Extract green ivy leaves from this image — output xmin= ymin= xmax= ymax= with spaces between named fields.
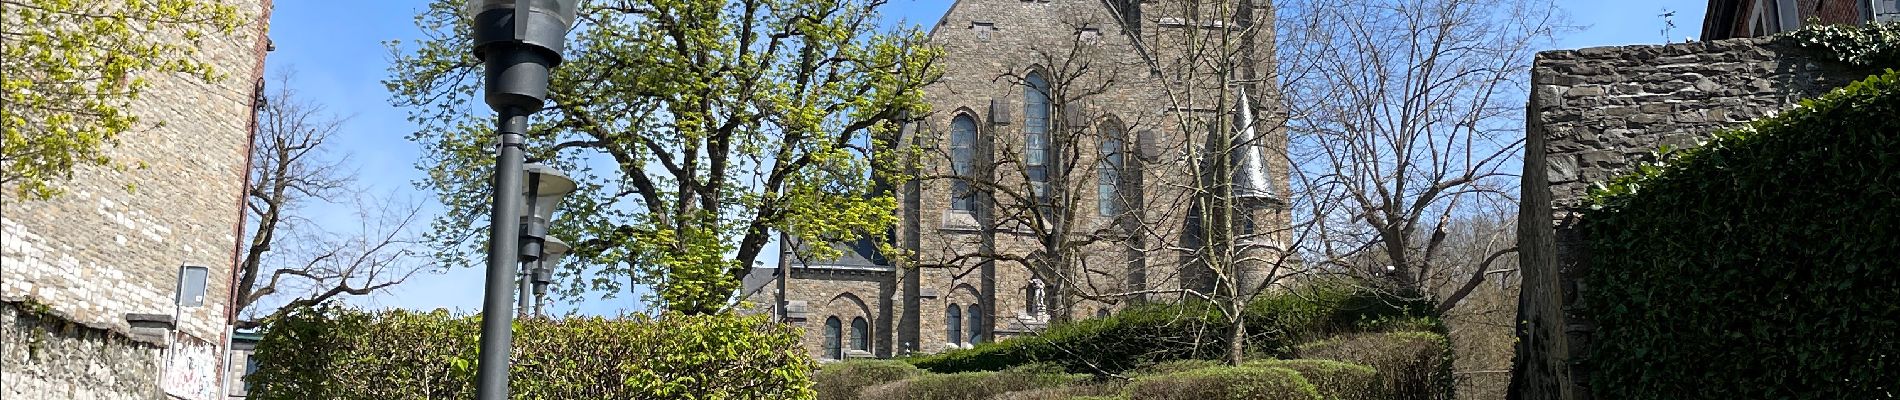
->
xmin=1580 ymin=70 xmax=1900 ymax=399
xmin=1776 ymin=21 xmax=1900 ymax=68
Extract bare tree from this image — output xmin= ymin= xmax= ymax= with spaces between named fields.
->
xmin=1432 ymin=206 xmax=1521 ymax=399
xmin=1275 ymin=0 xmax=1561 ymax=313
xmin=911 ymin=14 xmax=1167 ymax=329
xmin=232 ymin=72 xmax=428 ymax=327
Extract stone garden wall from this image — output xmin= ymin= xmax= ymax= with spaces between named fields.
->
xmin=1513 ymin=37 xmax=1868 ymax=399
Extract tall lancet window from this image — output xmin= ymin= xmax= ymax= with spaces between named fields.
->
xmin=1098 ymin=123 xmax=1125 ymax=217
xmin=946 ymin=304 xmax=964 ymax=345
xmin=950 ymin=114 xmax=978 ymax=211
xmin=850 ymin=317 xmax=870 ymax=352
xmin=1023 ymin=72 xmax=1051 ymax=203
xmin=824 ymin=316 xmax=843 ymax=359
xmin=967 ymin=303 xmax=983 ymax=344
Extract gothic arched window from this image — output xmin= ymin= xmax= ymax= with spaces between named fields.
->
xmin=966 ymin=303 xmax=983 ymax=344
xmin=850 ymin=317 xmax=870 ymax=352
xmin=824 ymin=316 xmax=843 ymax=359
xmin=1098 ymin=123 xmax=1125 ymax=217
xmin=946 ymin=304 xmax=963 ymax=345
xmin=1023 ymin=72 xmax=1051 ymax=203
xmin=950 ymin=114 xmax=979 ymax=212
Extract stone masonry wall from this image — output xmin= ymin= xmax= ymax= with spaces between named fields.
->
xmin=781 ymin=269 xmax=892 ymax=360
xmin=1 ymin=302 xmax=163 ymax=400
xmin=1514 ymin=37 xmax=1867 ymax=399
xmin=0 ymin=0 xmax=271 ymax=398
xmin=907 ymin=0 xmax=1288 ymax=350
xmin=769 ymin=0 xmax=1290 ymax=359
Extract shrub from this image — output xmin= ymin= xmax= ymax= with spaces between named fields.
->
xmin=906 ymin=301 xmax=1231 ymax=374
xmin=1245 ymin=359 xmax=1379 ymax=400
xmin=857 ymin=371 xmax=1085 ymax=400
xmin=1581 ymin=70 xmax=1900 ymax=399
xmin=815 ymin=359 xmax=922 ymax=400
xmin=995 ymin=381 xmax=1128 ymax=400
xmin=1295 ymin=331 xmax=1452 ymax=400
xmin=1245 ymin=276 xmax=1442 ymax=346
xmin=1126 ymin=366 xmax=1321 ymax=400
xmin=1129 ymin=359 xmax=1225 ymax=376
xmin=248 ymin=307 xmax=815 ymax=399
xmin=909 ymin=280 xmax=1435 ymax=375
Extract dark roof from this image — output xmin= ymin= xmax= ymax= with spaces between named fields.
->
xmin=783 ymin=236 xmax=891 ymax=271
xmin=737 ymin=267 xmax=779 ymax=300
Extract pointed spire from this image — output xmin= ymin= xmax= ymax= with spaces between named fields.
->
xmin=1231 ymin=87 xmax=1275 ymax=201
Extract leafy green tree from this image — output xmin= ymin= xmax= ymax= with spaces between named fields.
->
xmin=388 ymin=0 xmax=939 ymax=314
xmin=1 ymin=0 xmax=245 ymax=199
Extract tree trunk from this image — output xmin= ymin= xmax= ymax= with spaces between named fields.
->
xmin=1226 ymin=311 xmax=1247 ymax=366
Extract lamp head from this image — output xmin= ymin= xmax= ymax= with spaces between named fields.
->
xmin=466 ymin=0 xmax=580 ymax=112
xmin=520 ymin=163 xmax=578 ymax=224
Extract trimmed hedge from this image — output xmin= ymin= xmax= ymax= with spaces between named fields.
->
xmin=247 ymin=307 xmax=815 ymax=399
xmin=1581 ymin=70 xmax=1900 ymax=399
xmin=1245 ymin=359 xmax=1379 ymax=400
xmin=994 ymin=381 xmax=1128 ymax=400
xmin=1129 ymin=359 xmax=1226 ymax=377
xmin=1126 ymin=366 xmax=1321 ymax=400
xmin=1295 ymin=331 xmax=1452 ymax=400
xmin=856 ymin=370 xmax=1085 ymax=400
xmin=815 ymin=360 xmax=922 ymax=400
xmin=908 ymin=280 xmax=1435 ymax=375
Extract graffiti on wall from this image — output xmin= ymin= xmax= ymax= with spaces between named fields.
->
xmin=161 ymin=332 xmax=219 ymax=400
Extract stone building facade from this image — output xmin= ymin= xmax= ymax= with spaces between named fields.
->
xmin=1512 ymin=37 xmax=1869 ymax=399
xmin=748 ymin=0 xmax=1291 ymax=360
xmin=1 ymin=1 xmax=273 ymax=398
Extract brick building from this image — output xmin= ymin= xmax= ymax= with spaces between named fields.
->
xmin=1 ymin=1 xmax=272 ymax=398
xmin=746 ymin=0 xmax=1291 ymax=360
xmin=1701 ymin=0 xmax=1898 ymax=39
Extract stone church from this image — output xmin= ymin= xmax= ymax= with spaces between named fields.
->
xmin=743 ymin=0 xmax=1291 ymax=360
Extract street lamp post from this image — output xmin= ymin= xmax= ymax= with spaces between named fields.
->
xmin=517 ymin=163 xmax=576 ymax=316
xmin=530 ymin=237 xmax=570 ymax=317
xmin=466 ymin=1 xmax=579 ymax=399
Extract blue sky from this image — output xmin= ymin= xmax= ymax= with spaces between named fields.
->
xmin=268 ymin=0 xmax=1708 ymax=316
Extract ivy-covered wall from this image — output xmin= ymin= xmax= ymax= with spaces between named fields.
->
xmin=1580 ymin=70 xmax=1897 ymax=399
xmin=1513 ymin=24 xmax=1889 ymax=399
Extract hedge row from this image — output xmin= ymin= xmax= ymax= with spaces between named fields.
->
xmin=815 ymin=360 xmax=922 ymax=400
xmin=247 ymin=307 xmax=816 ymax=399
xmin=1294 ymin=331 xmax=1452 ymax=400
xmin=854 ymin=370 xmax=1086 ymax=400
xmin=1580 ymin=70 xmax=1899 ymax=399
xmin=1243 ymin=360 xmax=1378 ymax=400
xmin=907 ymin=279 xmax=1436 ymax=375
xmin=1126 ymin=366 xmax=1320 ymax=400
